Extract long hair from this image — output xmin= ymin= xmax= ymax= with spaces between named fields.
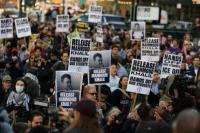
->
xmin=64 ymin=114 xmax=102 ymax=133
xmin=118 ymin=75 xmax=128 ymax=88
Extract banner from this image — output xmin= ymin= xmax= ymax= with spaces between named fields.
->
xmin=68 ymin=38 xmax=91 ymax=73
xmin=88 ymin=5 xmax=103 ymax=23
xmin=161 ymin=54 xmax=183 ymax=78
xmin=131 ymin=21 xmax=145 ymax=40
xmin=15 ymin=17 xmax=31 ymax=38
xmin=0 ymin=18 xmax=13 ymax=39
xmin=141 ymin=38 xmax=160 ymax=62
xmin=56 ymin=15 xmax=69 ymax=32
xmin=89 ymin=50 xmax=111 ymax=84
xmin=56 ymin=71 xmax=83 ymax=108
xmin=96 ymin=24 xmax=103 ymax=43
xmin=127 ymin=59 xmax=156 ymax=95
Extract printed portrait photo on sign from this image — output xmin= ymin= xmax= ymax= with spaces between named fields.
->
xmin=131 ymin=21 xmax=145 ymax=40
xmin=89 ymin=50 xmax=111 ymax=84
xmin=56 ymin=71 xmax=83 ymax=91
xmin=56 ymin=71 xmax=83 ymax=108
xmin=89 ymin=51 xmax=110 ymax=68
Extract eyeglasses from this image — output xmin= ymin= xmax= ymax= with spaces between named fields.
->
xmin=88 ymin=93 xmax=97 ymax=96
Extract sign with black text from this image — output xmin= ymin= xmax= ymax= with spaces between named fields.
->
xmin=141 ymin=38 xmax=160 ymax=61
xmin=131 ymin=21 xmax=145 ymax=40
xmin=56 ymin=15 xmax=69 ymax=32
xmin=127 ymin=59 xmax=156 ymax=95
xmin=96 ymin=24 xmax=103 ymax=43
xmin=161 ymin=54 xmax=183 ymax=78
xmin=88 ymin=5 xmax=102 ymax=23
xmin=89 ymin=50 xmax=111 ymax=84
xmin=68 ymin=38 xmax=91 ymax=73
xmin=15 ymin=17 xmax=31 ymax=38
xmin=56 ymin=71 xmax=83 ymax=108
xmin=0 ymin=18 xmax=13 ymax=39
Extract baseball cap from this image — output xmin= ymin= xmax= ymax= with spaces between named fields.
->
xmin=2 ymin=75 xmax=12 ymax=81
xmin=73 ymin=98 xmax=97 ymax=118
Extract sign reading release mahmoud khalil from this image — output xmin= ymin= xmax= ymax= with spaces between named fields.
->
xmin=56 ymin=71 xmax=83 ymax=108
xmin=89 ymin=50 xmax=111 ymax=84
xmin=127 ymin=59 xmax=156 ymax=95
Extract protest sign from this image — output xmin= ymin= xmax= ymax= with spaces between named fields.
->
xmin=141 ymin=38 xmax=160 ymax=62
xmin=131 ymin=21 xmax=145 ymax=40
xmin=127 ymin=59 xmax=156 ymax=95
xmin=0 ymin=18 xmax=13 ymax=39
xmin=15 ymin=17 xmax=31 ymax=38
xmin=96 ymin=24 xmax=103 ymax=43
xmin=56 ymin=71 xmax=83 ymax=108
xmin=68 ymin=38 xmax=91 ymax=73
xmin=76 ymin=22 xmax=89 ymax=33
xmin=89 ymin=50 xmax=111 ymax=84
xmin=56 ymin=15 xmax=69 ymax=32
xmin=161 ymin=53 xmax=183 ymax=78
xmin=88 ymin=5 xmax=103 ymax=23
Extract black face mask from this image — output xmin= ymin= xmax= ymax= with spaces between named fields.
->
xmin=22 ymin=47 xmax=26 ymax=51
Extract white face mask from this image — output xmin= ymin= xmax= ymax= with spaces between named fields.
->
xmin=15 ymin=86 xmax=24 ymax=93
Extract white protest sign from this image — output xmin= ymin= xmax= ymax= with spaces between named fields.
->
xmin=55 ymin=71 xmax=83 ymax=108
xmin=0 ymin=18 xmax=13 ymax=39
xmin=89 ymin=50 xmax=111 ymax=84
xmin=96 ymin=25 xmax=103 ymax=43
xmin=68 ymin=38 xmax=91 ymax=73
xmin=161 ymin=53 xmax=183 ymax=78
xmin=15 ymin=17 xmax=31 ymax=38
xmin=131 ymin=21 xmax=145 ymax=40
xmin=127 ymin=59 xmax=156 ymax=95
xmin=141 ymin=38 xmax=160 ymax=62
xmin=88 ymin=5 xmax=103 ymax=23
xmin=56 ymin=15 xmax=69 ymax=32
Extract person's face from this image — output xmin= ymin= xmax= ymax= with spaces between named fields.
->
xmin=110 ymin=65 xmax=117 ymax=76
xmin=120 ymin=77 xmax=128 ymax=88
xmin=94 ymin=56 xmax=102 ymax=67
xmin=193 ymin=57 xmax=200 ymax=67
xmin=62 ymin=53 xmax=68 ymax=63
xmin=35 ymin=49 xmax=41 ymax=56
xmin=61 ymin=77 xmax=71 ymax=89
xmin=16 ymin=80 xmax=25 ymax=88
xmin=2 ymin=80 xmax=12 ymax=90
xmin=112 ymin=47 xmax=119 ymax=56
xmin=171 ymin=40 xmax=178 ymax=48
xmin=152 ymin=72 xmax=160 ymax=82
xmin=30 ymin=116 xmax=43 ymax=128
xmin=134 ymin=24 xmax=140 ymax=30
xmin=100 ymin=93 xmax=107 ymax=103
xmin=86 ymin=87 xmax=97 ymax=102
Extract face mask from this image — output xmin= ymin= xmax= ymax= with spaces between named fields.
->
xmin=16 ymin=86 xmax=24 ymax=93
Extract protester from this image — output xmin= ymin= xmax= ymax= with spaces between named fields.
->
xmin=6 ymin=78 xmax=30 ymax=122
xmin=0 ymin=5 xmax=200 ymax=133
xmin=172 ymin=109 xmax=200 ymax=133
xmin=111 ymin=75 xmax=131 ymax=115
xmin=28 ymin=110 xmax=44 ymax=128
xmin=13 ymin=122 xmax=29 ymax=133
xmin=64 ymin=98 xmax=103 ymax=133
xmin=0 ymin=75 xmax=12 ymax=106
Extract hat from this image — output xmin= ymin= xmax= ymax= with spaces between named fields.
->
xmin=2 ymin=75 xmax=12 ymax=81
xmin=135 ymin=120 xmax=171 ymax=133
xmin=73 ymin=98 xmax=96 ymax=118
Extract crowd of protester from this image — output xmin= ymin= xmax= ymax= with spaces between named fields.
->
xmin=0 ymin=9 xmax=200 ymax=133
